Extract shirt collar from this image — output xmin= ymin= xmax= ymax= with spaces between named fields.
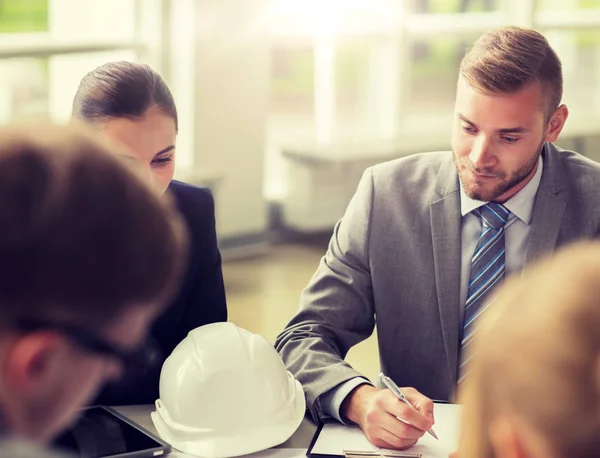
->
xmin=460 ymin=153 xmax=544 ymax=225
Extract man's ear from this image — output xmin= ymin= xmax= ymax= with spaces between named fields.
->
xmin=545 ymin=105 xmax=568 ymax=143
xmin=489 ymin=416 xmax=530 ymax=458
xmin=5 ymin=332 xmax=66 ymax=398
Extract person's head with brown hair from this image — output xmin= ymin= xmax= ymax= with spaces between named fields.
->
xmin=452 ymin=27 xmax=568 ymax=204
xmin=460 ymin=26 xmax=563 ymax=122
xmin=72 ymin=61 xmax=178 ymax=194
xmin=458 ymin=242 xmax=600 ymax=458
xmin=0 ymin=122 xmax=187 ymax=444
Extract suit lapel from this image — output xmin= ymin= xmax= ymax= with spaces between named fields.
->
xmin=426 ymin=144 xmax=565 ymax=386
xmin=430 ymin=158 xmax=462 ymax=384
xmin=525 ymin=143 xmax=566 ymax=266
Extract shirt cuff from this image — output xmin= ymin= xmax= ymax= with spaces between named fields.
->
xmin=320 ymin=377 xmax=372 ymax=424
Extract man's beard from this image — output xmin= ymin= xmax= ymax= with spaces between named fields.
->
xmin=454 ymin=141 xmax=544 ymax=202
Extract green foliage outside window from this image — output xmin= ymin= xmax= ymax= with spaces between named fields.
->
xmin=0 ymin=0 xmax=48 ymax=34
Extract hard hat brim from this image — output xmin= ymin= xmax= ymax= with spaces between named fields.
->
xmin=151 ymin=378 xmax=306 ymax=458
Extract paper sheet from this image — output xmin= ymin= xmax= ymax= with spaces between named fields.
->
xmin=311 ymin=403 xmax=461 ymax=458
xmin=167 ymin=448 xmax=308 ymax=458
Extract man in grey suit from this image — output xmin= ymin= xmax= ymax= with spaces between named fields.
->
xmin=275 ymin=27 xmax=600 ymax=450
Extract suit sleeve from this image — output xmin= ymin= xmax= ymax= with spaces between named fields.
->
xmin=274 ymin=168 xmax=376 ymax=423
xmin=178 ymin=190 xmax=227 ymax=336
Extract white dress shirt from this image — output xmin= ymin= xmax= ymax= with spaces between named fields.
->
xmin=458 ymin=155 xmax=543 ymax=320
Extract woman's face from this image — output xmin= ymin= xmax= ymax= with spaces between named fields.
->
xmin=99 ymin=106 xmax=177 ymax=194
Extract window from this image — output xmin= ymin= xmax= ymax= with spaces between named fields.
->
xmin=537 ymin=0 xmax=600 ymax=11
xmin=271 ymin=45 xmax=315 ymax=117
xmin=0 ymin=0 xmax=154 ymax=123
xmin=0 ymin=58 xmax=48 ymax=122
xmin=415 ymin=0 xmax=503 ymax=13
xmin=404 ymin=36 xmax=464 ymax=128
xmin=545 ymin=29 xmax=600 ymax=116
xmin=0 ymin=0 xmax=48 ymax=34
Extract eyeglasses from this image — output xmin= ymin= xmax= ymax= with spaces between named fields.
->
xmin=13 ymin=317 xmax=162 ymax=377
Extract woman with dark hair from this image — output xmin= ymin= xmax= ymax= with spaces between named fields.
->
xmin=73 ymin=61 xmax=227 ymax=406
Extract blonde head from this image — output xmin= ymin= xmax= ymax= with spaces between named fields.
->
xmin=458 ymin=242 xmax=600 ymax=458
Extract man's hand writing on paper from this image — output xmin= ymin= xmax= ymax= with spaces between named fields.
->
xmin=340 ymin=385 xmax=434 ymax=450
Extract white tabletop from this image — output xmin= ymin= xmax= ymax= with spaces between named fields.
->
xmin=114 ymin=404 xmax=461 ymax=458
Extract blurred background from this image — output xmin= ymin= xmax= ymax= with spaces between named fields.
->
xmin=2 ymin=0 xmax=600 ymax=380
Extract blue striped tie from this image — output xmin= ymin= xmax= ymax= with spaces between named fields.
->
xmin=459 ymin=203 xmax=510 ymax=382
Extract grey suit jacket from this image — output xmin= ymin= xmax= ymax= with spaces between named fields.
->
xmin=275 ymin=143 xmax=600 ymax=423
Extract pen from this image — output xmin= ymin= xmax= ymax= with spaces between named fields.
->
xmin=379 ymin=372 xmax=438 ymax=441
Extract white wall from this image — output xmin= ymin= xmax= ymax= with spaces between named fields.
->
xmin=192 ymin=0 xmax=272 ymax=241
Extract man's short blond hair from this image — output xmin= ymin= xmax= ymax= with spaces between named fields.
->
xmin=460 ymin=27 xmax=563 ymax=121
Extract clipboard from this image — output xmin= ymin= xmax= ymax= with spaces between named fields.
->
xmin=305 ymin=402 xmax=461 ymax=458
xmin=306 ymin=423 xmax=421 ymax=458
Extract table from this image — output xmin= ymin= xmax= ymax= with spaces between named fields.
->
xmin=113 ymin=405 xmax=318 ymax=450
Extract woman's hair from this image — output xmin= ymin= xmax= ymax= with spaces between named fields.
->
xmin=72 ymin=61 xmax=178 ymax=131
xmin=458 ymin=242 xmax=600 ymax=458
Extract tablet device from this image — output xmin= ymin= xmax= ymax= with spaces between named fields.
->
xmin=52 ymin=406 xmax=171 ymax=458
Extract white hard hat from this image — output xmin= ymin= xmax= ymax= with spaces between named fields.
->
xmin=151 ymin=322 xmax=306 ymax=458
